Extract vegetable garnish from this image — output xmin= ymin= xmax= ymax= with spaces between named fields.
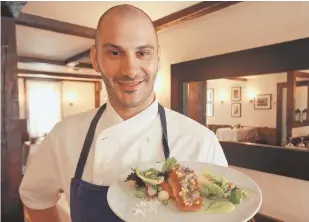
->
xmin=124 ymin=158 xmax=250 ymax=214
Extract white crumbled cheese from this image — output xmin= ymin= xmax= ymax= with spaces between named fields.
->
xmin=129 ymin=199 xmax=159 ymax=218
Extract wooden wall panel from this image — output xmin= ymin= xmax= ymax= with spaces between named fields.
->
xmin=221 ymin=141 xmax=309 ymax=181
xmin=95 ymin=81 xmax=101 ymax=108
xmin=187 ymin=81 xmax=206 ymax=125
xmin=1 ymin=17 xmax=24 ymax=221
xmin=286 ymin=72 xmax=297 ymax=138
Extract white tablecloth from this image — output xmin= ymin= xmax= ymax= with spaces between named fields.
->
xmin=216 ymin=127 xmax=255 ymax=142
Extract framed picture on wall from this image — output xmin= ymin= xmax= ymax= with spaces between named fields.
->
xmin=254 ymin=94 xmax=272 ymax=109
xmin=207 ymin=88 xmax=214 ymax=102
xmin=231 ymin=103 xmax=241 ymax=117
xmin=231 ymin=87 xmax=241 ymax=101
xmin=206 ymin=103 xmax=214 ymax=117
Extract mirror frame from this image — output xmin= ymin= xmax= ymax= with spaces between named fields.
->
xmin=170 ymin=37 xmax=309 ymax=181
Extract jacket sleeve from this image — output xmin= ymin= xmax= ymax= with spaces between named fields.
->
xmin=204 ymin=130 xmax=228 ymax=167
xmin=19 ymin=127 xmax=62 ymax=210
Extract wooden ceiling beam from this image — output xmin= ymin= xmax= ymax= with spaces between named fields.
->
xmin=154 ymin=1 xmax=242 ymax=31
xmin=18 ymin=56 xmax=93 ymax=69
xmin=16 ymin=12 xmax=96 ymax=39
xmin=76 ymin=62 xmax=93 ymax=69
xmin=18 ymin=69 xmax=101 ymax=79
xmin=225 ymin=77 xmax=247 ymax=81
xmin=65 ymin=49 xmax=91 ymax=65
xmin=296 ymin=72 xmax=309 ymax=79
xmin=18 ymin=56 xmax=65 ymax=66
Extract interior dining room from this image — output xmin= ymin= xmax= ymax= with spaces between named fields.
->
xmin=2 ymin=1 xmax=309 ymax=222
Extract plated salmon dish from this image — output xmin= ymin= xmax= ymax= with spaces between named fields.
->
xmin=124 ymin=157 xmax=249 ymax=213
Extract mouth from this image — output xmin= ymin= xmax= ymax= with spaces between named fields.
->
xmin=117 ymin=81 xmax=144 ymax=91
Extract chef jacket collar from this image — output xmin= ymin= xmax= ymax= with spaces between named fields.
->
xmin=100 ymin=95 xmax=159 ymax=134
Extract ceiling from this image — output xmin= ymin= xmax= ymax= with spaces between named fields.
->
xmin=16 ymin=1 xmax=202 ymax=77
xmin=15 ymin=1 xmax=240 ymax=79
xmin=22 ymin=1 xmax=200 ymax=28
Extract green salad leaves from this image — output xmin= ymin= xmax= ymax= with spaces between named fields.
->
xmin=198 ymin=171 xmax=248 ymax=204
xmin=161 ymin=157 xmax=178 ymax=173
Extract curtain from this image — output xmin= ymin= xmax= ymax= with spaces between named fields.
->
xmin=26 ymin=80 xmax=62 ymax=138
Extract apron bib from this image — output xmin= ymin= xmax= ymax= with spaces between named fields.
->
xmin=70 ymin=103 xmax=170 ymax=222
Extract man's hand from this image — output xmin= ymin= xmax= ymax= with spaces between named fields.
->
xmin=24 ymin=205 xmax=60 ymax=222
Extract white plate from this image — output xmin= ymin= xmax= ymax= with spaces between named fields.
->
xmin=107 ymin=161 xmax=262 ymax=222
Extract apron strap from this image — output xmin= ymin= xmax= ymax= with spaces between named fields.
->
xmin=74 ymin=104 xmax=107 ymax=179
xmin=74 ymin=103 xmax=170 ymax=180
xmin=158 ymin=104 xmax=170 ymax=159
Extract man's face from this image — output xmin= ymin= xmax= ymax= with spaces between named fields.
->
xmin=91 ymin=13 xmax=159 ymax=108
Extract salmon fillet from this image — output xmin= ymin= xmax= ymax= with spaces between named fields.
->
xmin=167 ymin=168 xmax=203 ymax=211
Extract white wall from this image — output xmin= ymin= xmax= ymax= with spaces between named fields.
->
xmin=18 ymin=78 xmax=26 ymax=119
xmin=295 ymin=86 xmax=308 ymax=112
xmin=292 ymin=127 xmax=309 ymax=138
xmin=207 ymin=73 xmax=286 ymax=128
xmin=157 ymin=1 xmax=309 ymax=108
xmin=61 ymin=81 xmax=95 ymax=118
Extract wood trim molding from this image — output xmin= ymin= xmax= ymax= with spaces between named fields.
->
xmin=276 ymin=84 xmax=284 ymax=145
xmin=187 ymin=82 xmax=206 ymax=125
xmin=76 ymin=62 xmax=93 ymax=69
xmin=18 ymin=56 xmax=93 ymax=70
xmin=173 ymin=37 xmax=309 ymax=82
xmin=277 ymin=80 xmax=309 ymax=88
xmin=18 ymin=69 xmax=101 ymax=80
xmin=18 ymin=56 xmax=65 ymax=66
xmin=225 ymin=77 xmax=247 ymax=81
xmin=16 ymin=12 xmax=96 ymax=39
xmin=221 ymin=141 xmax=309 ymax=181
xmin=276 ymin=80 xmax=309 ymax=141
xmin=94 ymin=82 xmax=101 ymax=108
xmin=20 ymin=76 xmax=100 ymax=83
xmin=65 ymin=49 xmax=91 ymax=65
xmin=154 ymin=1 xmax=241 ymax=31
xmin=296 ymin=71 xmax=309 ymax=79
xmin=1 ymin=16 xmax=24 ymax=221
xmin=286 ymin=72 xmax=297 ymax=138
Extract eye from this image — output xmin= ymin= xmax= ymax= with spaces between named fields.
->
xmin=138 ymin=51 xmax=151 ymax=57
xmin=111 ymin=50 xmax=121 ymax=56
xmin=139 ymin=51 xmax=147 ymax=56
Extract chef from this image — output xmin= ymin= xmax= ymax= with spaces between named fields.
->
xmin=19 ymin=4 xmax=228 ymax=222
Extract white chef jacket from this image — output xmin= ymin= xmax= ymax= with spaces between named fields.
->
xmin=19 ymin=98 xmax=228 ymax=211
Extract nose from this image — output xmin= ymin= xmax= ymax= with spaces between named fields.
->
xmin=120 ymin=55 xmax=141 ymax=78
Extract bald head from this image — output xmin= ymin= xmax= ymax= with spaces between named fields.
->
xmin=90 ymin=4 xmax=160 ymax=111
xmin=95 ymin=4 xmax=158 ymax=48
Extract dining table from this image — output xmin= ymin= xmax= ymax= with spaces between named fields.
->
xmin=216 ymin=126 xmax=256 ymax=142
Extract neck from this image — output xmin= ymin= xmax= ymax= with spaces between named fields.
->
xmin=109 ymin=92 xmax=156 ymax=120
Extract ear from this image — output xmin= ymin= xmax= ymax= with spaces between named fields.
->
xmin=90 ymin=45 xmax=100 ymax=72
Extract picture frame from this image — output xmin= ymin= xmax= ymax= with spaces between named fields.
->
xmin=206 ymin=103 xmax=214 ymax=117
xmin=231 ymin=103 xmax=241 ymax=117
xmin=254 ymin=94 xmax=272 ymax=110
xmin=207 ymin=88 xmax=214 ymax=102
xmin=231 ymin=87 xmax=241 ymax=101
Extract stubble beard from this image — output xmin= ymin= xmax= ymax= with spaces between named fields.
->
xmin=99 ymin=66 xmax=157 ymax=109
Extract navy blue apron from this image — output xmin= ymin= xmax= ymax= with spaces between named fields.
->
xmin=70 ymin=103 xmax=170 ymax=222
